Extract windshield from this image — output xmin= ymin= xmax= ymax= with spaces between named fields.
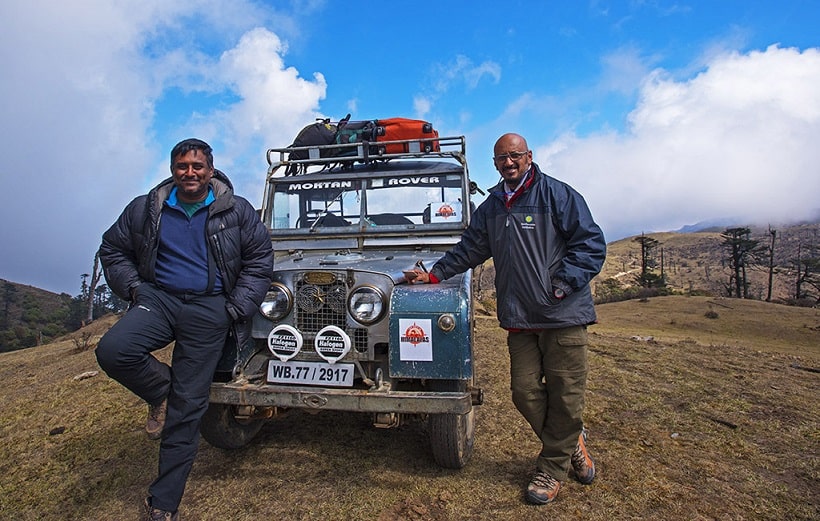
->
xmin=269 ymin=172 xmax=467 ymax=231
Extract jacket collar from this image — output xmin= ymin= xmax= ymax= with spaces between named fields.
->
xmin=492 ymin=163 xmax=541 ymax=207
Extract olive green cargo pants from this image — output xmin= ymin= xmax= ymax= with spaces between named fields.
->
xmin=508 ymin=325 xmax=588 ymax=481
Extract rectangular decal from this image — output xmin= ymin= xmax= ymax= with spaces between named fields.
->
xmin=429 ymin=201 xmax=461 ymax=223
xmin=398 ymin=318 xmax=433 ymax=361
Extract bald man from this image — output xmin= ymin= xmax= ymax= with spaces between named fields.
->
xmin=411 ymin=133 xmax=606 ymax=505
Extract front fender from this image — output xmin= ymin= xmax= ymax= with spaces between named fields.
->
xmin=388 ymin=271 xmax=473 ymax=380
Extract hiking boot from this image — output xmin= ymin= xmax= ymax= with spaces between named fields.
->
xmin=146 ymin=399 xmax=167 ymax=440
xmin=526 ymin=470 xmax=561 ymax=505
xmin=143 ymin=497 xmax=179 ymax=521
xmin=571 ymin=427 xmax=596 ymax=484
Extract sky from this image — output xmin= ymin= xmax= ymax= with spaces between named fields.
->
xmin=1 ymin=1 xmax=819 ymax=296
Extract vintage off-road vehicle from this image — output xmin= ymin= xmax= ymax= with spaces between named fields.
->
xmin=200 ymin=133 xmax=483 ymax=468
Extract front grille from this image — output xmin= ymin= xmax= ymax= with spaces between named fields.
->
xmin=294 ymin=277 xmax=347 ymax=332
xmin=293 ymin=274 xmax=368 ymax=353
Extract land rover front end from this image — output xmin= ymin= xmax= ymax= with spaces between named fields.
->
xmin=201 ymin=135 xmax=482 ymax=468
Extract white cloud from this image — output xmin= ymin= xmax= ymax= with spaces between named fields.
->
xmin=414 ymin=96 xmax=432 ymax=118
xmin=0 ymin=1 xmax=162 ymax=294
xmin=598 ymin=46 xmax=656 ymax=96
xmin=207 ymin=27 xmax=328 ymax=195
xmin=0 ymin=1 xmax=326 ymax=294
xmin=433 ymin=55 xmax=501 ymax=93
xmin=463 ymin=60 xmax=502 ymax=90
xmin=417 ymin=55 xmax=502 ymax=118
xmin=218 ymin=28 xmax=327 ymax=134
xmin=538 ymin=45 xmax=820 ymax=240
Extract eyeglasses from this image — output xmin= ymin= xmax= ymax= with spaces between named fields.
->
xmin=492 ymin=150 xmax=529 ymax=163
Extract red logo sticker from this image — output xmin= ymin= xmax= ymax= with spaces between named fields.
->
xmin=402 ymin=323 xmax=430 ymax=345
xmin=435 ymin=204 xmax=455 ymax=219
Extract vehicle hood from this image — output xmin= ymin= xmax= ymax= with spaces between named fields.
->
xmin=273 ymin=249 xmax=444 ymax=284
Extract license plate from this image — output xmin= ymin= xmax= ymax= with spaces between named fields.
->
xmin=267 ymin=360 xmax=355 ymax=387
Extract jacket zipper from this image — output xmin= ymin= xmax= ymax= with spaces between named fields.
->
xmin=211 ymin=233 xmax=228 ymax=276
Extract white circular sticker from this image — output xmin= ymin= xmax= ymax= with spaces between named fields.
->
xmin=314 ymin=325 xmax=351 ymax=364
xmin=267 ymin=324 xmax=303 ymax=362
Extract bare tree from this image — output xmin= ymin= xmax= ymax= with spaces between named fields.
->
xmin=765 ymin=226 xmax=777 ymax=302
xmin=632 ymin=233 xmax=665 ymax=288
xmin=791 ymin=239 xmax=820 ymax=303
xmin=721 ymin=227 xmax=762 ymax=298
xmin=85 ymin=250 xmax=103 ymax=325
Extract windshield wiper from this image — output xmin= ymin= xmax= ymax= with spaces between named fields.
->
xmin=310 ymin=190 xmax=347 ymax=231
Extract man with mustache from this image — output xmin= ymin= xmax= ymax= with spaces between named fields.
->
xmin=96 ymin=138 xmax=273 ymax=520
xmin=410 ymin=132 xmax=605 ymax=505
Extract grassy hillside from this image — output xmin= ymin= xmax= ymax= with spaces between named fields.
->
xmin=596 ymin=223 xmax=819 ymax=303
xmin=594 ymin=294 xmax=819 ymax=357
xmin=0 ymin=296 xmax=817 ymax=520
xmin=597 ymin=231 xmax=723 ymax=291
xmin=0 ymin=279 xmax=77 ymax=352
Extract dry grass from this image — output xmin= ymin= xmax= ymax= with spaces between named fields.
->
xmin=0 ymin=299 xmax=817 ymax=520
xmin=594 ymin=295 xmax=819 ymax=357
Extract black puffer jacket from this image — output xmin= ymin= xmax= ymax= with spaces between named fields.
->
xmin=430 ymin=163 xmax=605 ymax=330
xmin=99 ymin=170 xmax=273 ymax=322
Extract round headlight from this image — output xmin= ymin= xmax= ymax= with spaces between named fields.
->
xmin=347 ymin=286 xmax=386 ymax=325
xmin=259 ymin=283 xmax=292 ymax=321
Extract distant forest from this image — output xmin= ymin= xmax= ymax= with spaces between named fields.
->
xmin=0 ymin=277 xmax=126 ymax=353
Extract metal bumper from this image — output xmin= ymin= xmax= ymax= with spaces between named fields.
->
xmin=209 ymin=381 xmax=476 ymax=415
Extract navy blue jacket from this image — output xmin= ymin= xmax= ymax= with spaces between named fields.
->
xmin=430 ymin=163 xmax=606 ymax=329
xmin=99 ymin=170 xmax=273 ymax=323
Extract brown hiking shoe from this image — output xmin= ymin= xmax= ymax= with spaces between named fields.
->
xmin=525 ymin=470 xmax=561 ymax=505
xmin=146 ymin=399 xmax=167 ymax=440
xmin=143 ymin=497 xmax=179 ymax=521
xmin=571 ymin=427 xmax=596 ymax=484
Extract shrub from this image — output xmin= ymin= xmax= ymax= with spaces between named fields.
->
xmin=72 ymin=331 xmax=95 ymax=353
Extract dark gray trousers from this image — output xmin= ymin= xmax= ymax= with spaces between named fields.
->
xmin=96 ymin=283 xmax=231 ymax=512
xmin=507 ymin=326 xmax=588 ymax=481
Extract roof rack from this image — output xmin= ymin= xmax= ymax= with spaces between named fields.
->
xmin=266 ymin=135 xmax=466 ymax=175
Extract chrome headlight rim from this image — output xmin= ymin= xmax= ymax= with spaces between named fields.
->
xmin=347 ymin=285 xmax=386 ymax=325
xmin=259 ymin=282 xmax=293 ymax=321
xmin=437 ymin=313 xmax=456 ymax=332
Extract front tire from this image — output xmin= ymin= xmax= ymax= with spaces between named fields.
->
xmin=427 ymin=380 xmax=475 ymax=469
xmin=428 ymin=408 xmax=475 ymax=469
xmin=200 ymin=403 xmax=264 ymax=449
